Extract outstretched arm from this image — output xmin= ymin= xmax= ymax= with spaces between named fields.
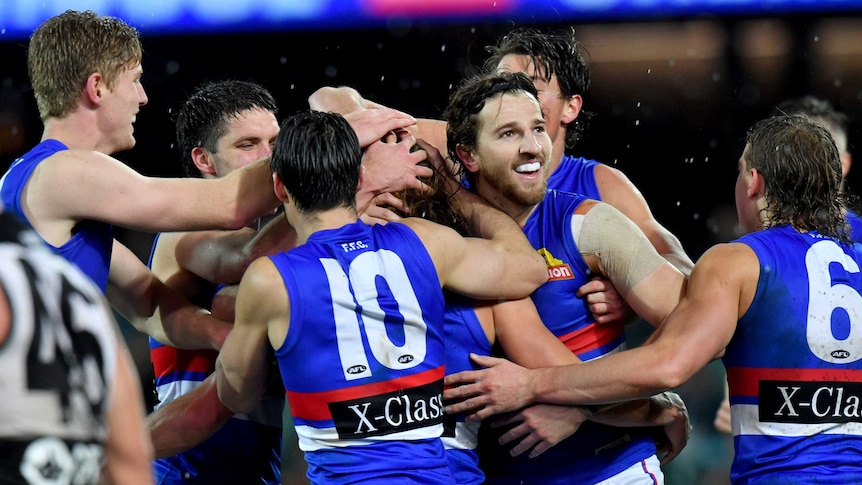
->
xmin=108 ymin=241 xmax=231 ymax=349
xmin=216 ymin=257 xmax=287 ymax=413
xmin=444 ymin=243 xmax=752 ymax=418
xmin=172 ymin=215 xmax=297 ymax=286
xmin=147 ymin=374 xmax=234 ymax=458
xmin=309 ymin=85 xmax=448 ymax=155
xmin=403 ymin=193 xmax=547 ymax=300
xmin=30 ymin=152 xmax=279 ymax=235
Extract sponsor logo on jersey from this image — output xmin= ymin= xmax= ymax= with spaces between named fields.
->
xmin=538 ymin=248 xmax=574 ymax=281
xmin=329 ymin=379 xmax=444 ymax=438
xmin=760 ymin=380 xmax=862 ymax=423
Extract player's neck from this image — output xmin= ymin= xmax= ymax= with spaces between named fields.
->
xmin=291 ymin=206 xmax=359 ymax=244
xmin=41 ymin=113 xmax=105 ymax=153
xmin=548 ymin=134 xmax=566 ymax=177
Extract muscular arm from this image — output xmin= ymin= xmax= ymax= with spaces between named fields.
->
xmin=402 ymin=202 xmax=547 ymax=301
xmin=593 ymin=164 xmax=693 ymax=275
xmin=173 ymin=215 xmax=297 ymax=285
xmin=577 ymin=201 xmax=686 ymax=327
xmin=147 ymin=374 xmax=234 ymax=458
xmin=444 ymin=243 xmax=753 ymax=418
xmin=108 ymin=240 xmax=231 ymax=349
xmin=216 ymin=257 xmax=287 ymax=414
xmin=489 ymin=298 xmax=689 ymax=460
xmin=309 ymin=85 xmax=448 ymax=158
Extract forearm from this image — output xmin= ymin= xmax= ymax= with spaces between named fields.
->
xmin=532 ymin=347 xmax=682 ymax=406
xmin=309 ymin=86 xmax=372 ymax=113
xmin=125 ymin=282 xmax=231 ymax=350
xmin=147 ymin=375 xmax=234 ymax=458
xmin=587 ymin=393 xmax=681 ymax=428
xmin=222 ymin=158 xmax=280 ymax=229
xmin=456 ymin=190 xmax=547 ymax=288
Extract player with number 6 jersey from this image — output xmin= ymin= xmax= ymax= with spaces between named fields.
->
xmin=443 ymin=114 xmax=862 ymax=484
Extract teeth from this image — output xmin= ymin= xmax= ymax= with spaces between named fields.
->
xmin=515 ymin=162 xmax=541 ymax=173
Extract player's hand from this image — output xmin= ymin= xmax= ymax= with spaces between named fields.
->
xmin=492 ymin=404 xmax=588 ymax=458
xmin=361 ymin=132 xmax=432 ymax=195
xmin=652 ymin=392 xmax=691 ymax=465
xmin=576 ymin=276 xmax=631 ymax=324
xmin=444 ymin=354 xmax=535 ymax=421
xmin=344 ymin=108 xmax=416 ymax=148
xmin=359 ymin=193 xmax=406 ymax=226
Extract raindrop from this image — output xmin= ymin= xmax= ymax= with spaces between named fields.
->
xmin=290 ymin=84 xmax=295 ymax=90
xmin=1 ymin=29 xmax=5 ymax=35
xmin=705 ymin=157 xmax=709 ymax=162
xmin=635 ymin=120 xmax=640 ymax=126
xmin=167 ymin=108 xmax=172 ymax=114
xmin=636 ymin=101 xmax=641 ymax=108
xmin=693 ymin=213 xmax=700 ymax=220
xmin=441 ymin=44 xmax=446 ymax=52
xmin=381 ymin=76 xmax=385 ymax=81
xmin=814 ymin=35 xmax=819 ymax=42
xmin=325 ymin=66 xmax=337 ymax=78
xmin=676 ymin=201 xmax=681 ymax=207
xmin=712 ymin=72 xmax=721 ymax=82
xmin=613 ymin=159 xmax=618 ymax=165
xmin=835 ymin=79 xmax=843 ymax=88
xmin=280 ymin=56 xmax=287 ymax=64
xmin=471 ymin=27 xmax=476 ymax=33
xmin=448 ymin=83 xmax=453 ymax=90
xmin=647 ymin=68 xmax=652 ymax=74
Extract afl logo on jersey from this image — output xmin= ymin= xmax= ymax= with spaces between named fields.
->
xmin=398 ymin=355 xmax=414 ymax=364
xmin=832 ymin=350 xmax=851 ymax=359
xmin=347 ymin=365 xmax=368 ymax=375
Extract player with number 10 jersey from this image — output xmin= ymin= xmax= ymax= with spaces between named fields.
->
xmin=270 ymin=220 xmax=451 ymax=484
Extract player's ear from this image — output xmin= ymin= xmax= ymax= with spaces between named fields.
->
xmin=191 ymin=147 xmax=217 ymax=177
xmin=456 ymin=144 xmax=479 ymax=174
xmin=357 ymin=164 xmax=365 ymax=193
xmin=747 ymin=168 xmax=765 ymax=200
xmin=841 ymin=152 xmax=852 ymax=180
xmin=561 ymin=94 xmax=582 ymax=125
xmin=83 ymin=73 xmax=104 ymax=107
xmin=273 ymin=173 xmax=290 ymax=203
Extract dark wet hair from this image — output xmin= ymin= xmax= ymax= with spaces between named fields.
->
xmin=484 ymin=27 xmax=593 ymax=147
xmin=745 ymin=114 xmax=849 ymax=242
xmin=271 ymin=111 xmax=360 ymax=213
xmin=176 ymin=80 xmax=278 ymax=177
